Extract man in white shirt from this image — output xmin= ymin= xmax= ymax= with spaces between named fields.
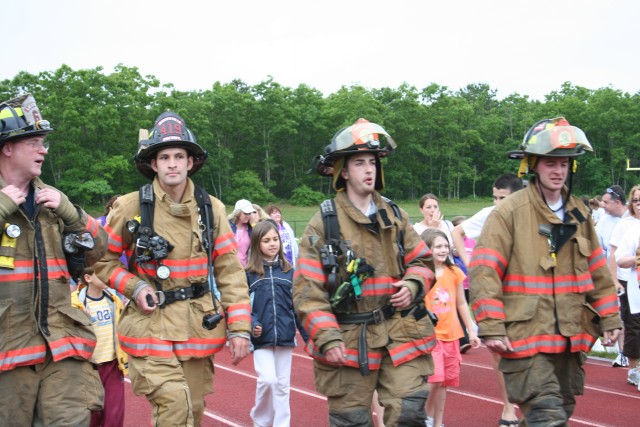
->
xmin=601 ymin=185 xmax=631 ymax=368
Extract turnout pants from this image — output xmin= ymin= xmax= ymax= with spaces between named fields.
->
xmin=314 ymin=349 xmax=431 ymax=427
xmin=128 ymin=355 xmax=214 ymax=427
xmin=500 ymin=351 xmax=586 ymax=427
xmin=0 ymin=353 xmax=104 ymax=427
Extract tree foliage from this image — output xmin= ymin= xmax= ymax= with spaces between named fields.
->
xmin=2 ymin=66 xmax=640 ymax=206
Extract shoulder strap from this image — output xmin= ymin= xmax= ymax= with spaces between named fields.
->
xmin=139 ymin=183 xmax=154 ymax=233
xmin=321 ymin=199 xmax=339 ymax=248
xmin=381 ymin=196 xmax=405 ymax=259
xmin=194 ymin=186 xmax=214 ymax=248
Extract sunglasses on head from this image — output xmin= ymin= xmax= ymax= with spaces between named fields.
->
xmin=606 ymin=187 xmax=624 ymax=202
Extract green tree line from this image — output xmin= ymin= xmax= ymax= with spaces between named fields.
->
xmin=2 ymin=64 xmax=640 ymax=207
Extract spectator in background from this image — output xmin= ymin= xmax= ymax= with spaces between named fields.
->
xmin=99 ymin=195 xmax=120 ymax=227
xmin=421 ymin=229 xmax=480 ymax=427
xmin=414 ymin=193 xmax=454 ymax=252
xmin=596 ymin=185 xmax=629 ymax=367
xmin=251 ymin=203 xmax=269 ymax=227
xmin=590 ymin=196 xmax=605 ymax=223
xmin=246 ymin=221 xmax=308 ymax=427
xmin=266 ymin=204 xmax=299 ymax=266
xmin=229 ymin=199 xmax=255 ymax=267
xmin=612 ymin=184 xmax=640 ymax=388
xmin=451 ymin=215 xmax=475 ymax=354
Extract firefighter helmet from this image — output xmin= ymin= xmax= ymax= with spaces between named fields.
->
xmin=508 ymin=117 xmax=592 ymax=176
xmin=134 ymin=111 xmax=208 ymax=179
xmin=0 ymin=94 xmax=53 ymax=145
xmin=313 ymin=118 xmax=396 ymax=191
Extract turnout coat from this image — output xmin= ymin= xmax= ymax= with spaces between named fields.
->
xmin=94 ymin=178 xmax=251 ymax=360
xmin=293 ymin=191 xmax=436 ymax=370
xmin=0 ymin=177 xmax=107 ymax=371
xmin=470 ymin=181 xmax=622 ymax=359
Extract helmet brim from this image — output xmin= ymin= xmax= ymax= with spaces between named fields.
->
xmin=134 ymin=141 xmax=208 ymax=180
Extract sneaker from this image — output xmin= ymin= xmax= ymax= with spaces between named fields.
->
xmin=425 ymin=417 xmax=444 ymax=427
xmin=612 ymin=353 xmax=629 ymax=367
xmin=460 ymin=343 xmax=472 ymax=354
xmin=628 ymin=367 xmax=640 ymax=386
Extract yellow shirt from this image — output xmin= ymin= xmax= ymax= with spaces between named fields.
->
xmin=85 ymin=295 xmax=116 ymax=364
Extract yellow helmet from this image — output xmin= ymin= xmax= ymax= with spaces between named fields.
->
xmin=313 ymin=118 xmax=396 ymax=191
xmin=508 ymin=117 xmax=592 ymax=176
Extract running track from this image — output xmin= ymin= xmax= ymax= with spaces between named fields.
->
xmin=123 ymin=335 xmax=639 ymax=426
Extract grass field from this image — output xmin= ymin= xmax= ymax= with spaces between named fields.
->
xmin=273 ymin=198 xmax=493 ymax=237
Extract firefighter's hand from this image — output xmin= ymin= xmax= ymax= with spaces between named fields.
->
xmin=35 ymin=188 xmax=62 ymax=209
xmin=602 ymin=329 xmax=622 ymax=346
xmin=325 ymin=342 xmax=347 ymax=364
xmin=136 ymin=286 xmax=158 ymax=315
xmin=229 ymin=336 xmax=250 ymax=365
xmin=1 ymin=185 xmax=26 ymax=206
xmin=484 ymin=336 xmax=514 ymax=353
xmin=390 ymin=281 xmax=412 ymax=309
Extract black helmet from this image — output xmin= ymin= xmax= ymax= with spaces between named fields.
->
xmin=134 ymin=111 xmax=208 ymax=179
xmin=0 ymin=94 xmax=53 ymax=145
xmin=313 ymin=118 xmax=396 ymax=191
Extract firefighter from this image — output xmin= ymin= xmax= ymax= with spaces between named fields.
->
xmin=294 ymin=118 xmax=437 ymax=426
xmin=470 ymin=117 xmax=622 ymax=426
xmin=94 ymin=111 xmax=251 ymax=427
xmin=0 ymin=94 xmax=108 ymax=426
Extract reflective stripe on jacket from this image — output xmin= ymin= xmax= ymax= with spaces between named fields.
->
xmin=293 ymin=191 xmax=436 ymax=369
xmin=470 ymin=181 xmax=622 ymax=359
xmin=93 ymin=178 xmax=251 ymax=360
xmin=0 ymin=177 xmax=108 ymax=371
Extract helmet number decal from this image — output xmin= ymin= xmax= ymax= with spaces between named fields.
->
xmin=160 ymin=122 xmax=182 ymax=136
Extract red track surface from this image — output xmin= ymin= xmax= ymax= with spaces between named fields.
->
xmin=124 ymin=336 xmax=639 ymax=426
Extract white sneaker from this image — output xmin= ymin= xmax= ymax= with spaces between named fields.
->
xmin=628 ymin=367 xmax=640 ymax=386
xmin=425 ymin=416 xmax=444 ymax=427
xmin=612 ymin=353 xmax=630 ymax=367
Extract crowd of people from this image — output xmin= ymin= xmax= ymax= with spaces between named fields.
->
xmin=0 ymin=93 xmax=634 ymax=427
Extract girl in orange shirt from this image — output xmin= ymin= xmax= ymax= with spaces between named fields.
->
xmin=421 ymin=229 xmax=480 ymax=427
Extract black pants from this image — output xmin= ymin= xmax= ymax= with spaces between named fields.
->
xmin=619 ymin=280 xmax=640 ymax=360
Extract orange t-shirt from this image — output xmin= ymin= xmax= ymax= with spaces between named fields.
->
xmin=424 ymin=265 xmax=466 ymax=341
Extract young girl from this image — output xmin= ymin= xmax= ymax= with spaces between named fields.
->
xmin=421 ymin=229 xmax=480 ymax=427
xmin=246 ymin=220 xmax=308 ymax=427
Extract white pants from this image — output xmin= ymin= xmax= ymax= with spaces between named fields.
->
xmin=251 ymin=346 xmax=293 ymax=427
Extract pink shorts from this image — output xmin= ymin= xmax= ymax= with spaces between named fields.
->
xmin=428 ymin=340 xmax=461 ymax=387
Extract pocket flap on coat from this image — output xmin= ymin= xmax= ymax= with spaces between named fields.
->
xmin=503 ymin=295 xmax=539 ymax=322
xmin=575 ymin=236 xmax=592 ymax=257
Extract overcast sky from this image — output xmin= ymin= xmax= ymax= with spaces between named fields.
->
xmin=4 ymin=0 xmax=639 ymax=100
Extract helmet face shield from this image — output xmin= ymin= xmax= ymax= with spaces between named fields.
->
xmin=524 ymin=124 xmax=592 ymax=157
xmin=331 ymin=121 xmax=397 ymax=155
xmin=312 ymin=118 xmax=396 ymax=191
xmin=509 ymin=117 xmax=592 ymax=177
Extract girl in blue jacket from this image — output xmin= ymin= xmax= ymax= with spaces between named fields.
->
xmin=246 ymin=220 xmax=308 ymax=427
